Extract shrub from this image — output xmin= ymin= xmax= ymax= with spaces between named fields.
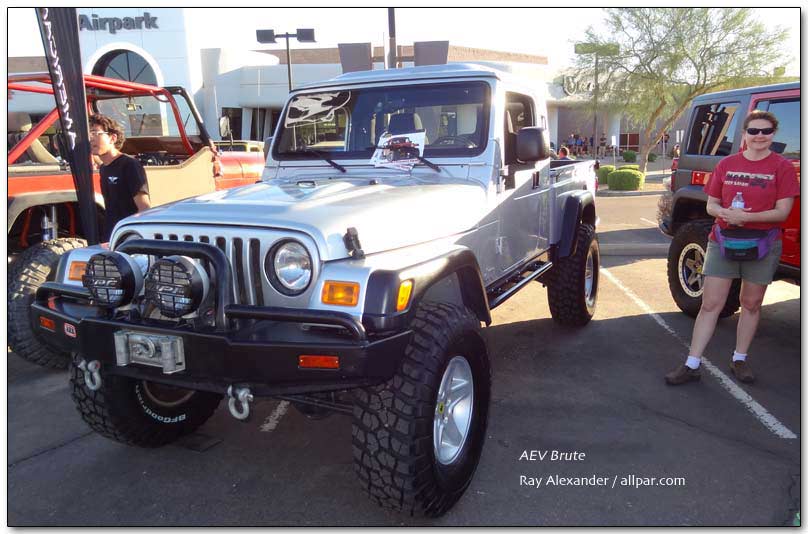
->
xmin=607 ymin=169 xmax=645 ymax=191
xmin=618 ymin=164 xmax=639 ymax=171
xmin=648 ymin=152 xmax=658 ymax=162
xmin=596 ymin=164 xmax=615 ymax=182
xmin=622 ymin=150 xmax=637 ymax=162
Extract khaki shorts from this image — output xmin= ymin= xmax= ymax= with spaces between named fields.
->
xmin=702 ymin=239 xmax=782 ymax=286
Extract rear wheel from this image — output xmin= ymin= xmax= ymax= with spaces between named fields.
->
xmin=667 ymin=221 xmax=740 ymax=318
xmin=352 ymin=302 xmax=490 ymax=517
xmin=8 ymin=238 xmax=87 ymax=368
xmin=547 ymin=224 xmax=599 ymax=326
xmin=70 ymin=353 xmax=222 ymax=447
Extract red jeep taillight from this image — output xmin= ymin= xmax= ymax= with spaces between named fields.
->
xmin=691 ymin=171 xmax=711 ymax=186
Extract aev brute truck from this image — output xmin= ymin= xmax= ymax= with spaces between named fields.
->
xmin=31 ymin=64 xmax=599 ymax=516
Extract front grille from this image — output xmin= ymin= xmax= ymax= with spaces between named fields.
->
xmin=137 ymin=225 xmax=319 ymax=306
xmin=153 ymin=232 xmax=264 ymax=306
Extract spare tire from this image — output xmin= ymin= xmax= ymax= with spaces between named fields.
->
xmin=8 ymin=238 xmax=87 ymax=368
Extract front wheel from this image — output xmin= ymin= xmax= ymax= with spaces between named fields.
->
xmin=8 ymin=238 xmax=87 ymax=368
xmin=547 ymin=224 xmax=600 ymax=326
xmin=352 ymin=302 xmax=491 ymax=517
xmin=667 ymin=221 xmax=740 ymax=318
xmin=70 ymin=354 xmax=222 ymax=447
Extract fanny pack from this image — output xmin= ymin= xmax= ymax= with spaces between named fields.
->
xmin=714 ymin=226 xmax=779 ymax=261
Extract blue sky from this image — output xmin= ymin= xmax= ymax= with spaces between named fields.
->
xmin=7 ymin=7 xmax=801 ymax=75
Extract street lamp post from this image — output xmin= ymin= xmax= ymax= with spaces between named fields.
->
xmin=574 ymin=42 xmax=618 ymax=160
xmin=256 ymin=28 xmax=316 ymax=92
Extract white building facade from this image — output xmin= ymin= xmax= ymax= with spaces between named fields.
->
xmin=10 ymin=7 xmax=631 ymax=150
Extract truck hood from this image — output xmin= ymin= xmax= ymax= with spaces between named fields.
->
xmin=125 ymin=179 xmax=487 ymax=260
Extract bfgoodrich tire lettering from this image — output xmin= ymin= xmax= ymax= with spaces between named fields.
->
xmin=352 ymin=302 xmax=491 ymax=517
xmin=8 ymin=238 xmax=87 ymax=368
xmin=548 ymin=224 xmax=599 ymax=326
xmin=667 ymin=220 xmax=740 ymax=318
xmin=70 ymin=353 xmax=221 ymax=447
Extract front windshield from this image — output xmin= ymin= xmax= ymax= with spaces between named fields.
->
xmin=274 ymin=81 xmax=489 ymax=160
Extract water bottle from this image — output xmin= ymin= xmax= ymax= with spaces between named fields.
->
xmin=731 ymin=192 xmax=745 ymax=210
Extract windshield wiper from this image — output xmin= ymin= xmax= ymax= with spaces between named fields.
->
xmin=364 ymin=145 xmax=441 ymax=173
xmin=292 ymin=147 xmax=346 ymax=173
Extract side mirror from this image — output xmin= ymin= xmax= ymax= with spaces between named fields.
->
xmin=263 ymin=136 xmax=273 ymax=160
xmin=219 ymin=116 xmax=231 ymax=139
xmin=516 ymin=127 xmax=551 ymax=162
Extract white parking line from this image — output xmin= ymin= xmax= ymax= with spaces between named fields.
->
xmin=639 ymin=217 xmax=658 ymax=227
xmin=259 ymin=400 xmax=290 ymax=432
xmin=601 ymin=267 xmax=798 ymax=440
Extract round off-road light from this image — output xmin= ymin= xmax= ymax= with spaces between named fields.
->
xmin=144 ymin=255 xmax=209 ymax=318
xmin=267 ymin=240 xmax=312 ymax=295
xmin=82 ymin=251 xmax=143 ymax=308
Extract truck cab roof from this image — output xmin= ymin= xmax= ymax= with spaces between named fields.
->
xmin=691 ymin=81 xmax=800 ymax=104
xmin=295 ymin=63 xmax=516 ymax=91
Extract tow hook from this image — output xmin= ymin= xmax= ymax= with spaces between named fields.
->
xmin=78 ymin=359 xmax=102 ymax=391
xmin=227 ymin=385 xmax=254 ymax=421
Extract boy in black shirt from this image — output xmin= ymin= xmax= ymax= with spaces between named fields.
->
xmin=89 ymin=114 xmax=151 ymax=241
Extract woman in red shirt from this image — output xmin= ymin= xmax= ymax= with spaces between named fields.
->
xmin=666 ymin=110 xmax=799 ymax=385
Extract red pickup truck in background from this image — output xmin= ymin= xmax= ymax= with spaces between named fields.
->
xmin=8 ymin=73 xmax=265 ymax=367
xmin=657 ymin=81 xmax=800 ymax=318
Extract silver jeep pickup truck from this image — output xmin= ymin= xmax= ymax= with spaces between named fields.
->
xmin=32 ymin=63 xmax=599 ymax=517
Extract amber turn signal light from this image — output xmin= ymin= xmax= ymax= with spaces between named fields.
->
xmin=321 ymin=281 xmax=359 ymax=306
xmin=39 ymin=316 xmax=56 ymax=331
xmin=298 ymin=355 xmax=340 ymax=369
xmin=396 ymin=279 xmax=413 ymax=311
xmin=68 ymin=261 xmax=88 ymax=281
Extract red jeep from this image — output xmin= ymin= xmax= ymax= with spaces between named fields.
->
xmin=8 ymin=73 xmax=265 ymax=367
xmin=657 ymin=81 xmax=800 ymax=317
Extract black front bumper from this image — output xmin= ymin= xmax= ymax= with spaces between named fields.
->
xmin=32 ymin=282 xmax=411 ymax=397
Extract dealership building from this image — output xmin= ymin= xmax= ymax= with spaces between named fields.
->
xmin=9 ymin=8 xmax=644 ymax=151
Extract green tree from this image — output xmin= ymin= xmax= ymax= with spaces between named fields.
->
xmin=575 ymin=8 xmax=791 ymax=172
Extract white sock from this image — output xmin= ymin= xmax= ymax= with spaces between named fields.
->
xmin=685 ymin=356 xmax=701 ymax=369
xmin=733 ymin=351 xmax=747 ymax=362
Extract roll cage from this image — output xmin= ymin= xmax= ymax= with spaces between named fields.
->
xmin=7 ymin=72 xmax=212 ymax=165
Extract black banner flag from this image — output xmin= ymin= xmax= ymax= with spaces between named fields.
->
xmin=36 ymin=8 xmax=99 ymax=245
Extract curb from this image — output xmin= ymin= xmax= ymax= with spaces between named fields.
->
xmin=599 ymin=243 xmax=669 ymax=257
xmin=597 ymin=189 xmax=666 ymax=197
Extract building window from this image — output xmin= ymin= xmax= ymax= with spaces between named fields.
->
xmin=221 ymin=108 xmax=242 ymax=141
xmin=92 ymin=50 xmax=157 ymax=85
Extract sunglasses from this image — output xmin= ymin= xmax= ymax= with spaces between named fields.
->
xmin=746 ymin=127 xmax=775 ymax=135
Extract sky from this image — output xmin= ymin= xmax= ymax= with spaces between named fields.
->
xmin=6 ymin=7 xmax=802 ymax=75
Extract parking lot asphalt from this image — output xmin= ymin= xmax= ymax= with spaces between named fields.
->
xmin=6 ymin=180 xmax=799 ymax=526
xmin=8 ymin=251 xmax=800 ymax=526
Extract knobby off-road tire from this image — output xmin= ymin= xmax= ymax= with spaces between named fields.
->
xmin=667 ymin=220 xmax=741 ymax=318
xmin=8 ymin=238 xmax=87 ymax=368
xmin=548 ymin=224 xmax=599 ymax=326
xmin=352 ymin=302 xmax=491 ymax=517
xmin=70 ymin=353 xmax=222 ymax=447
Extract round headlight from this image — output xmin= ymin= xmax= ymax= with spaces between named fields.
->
xmin=82 ymin=252 xmax=144 ymax=308
xmin=267 ymin=241 xmax=312 ymax=295
xmin=144 ymin=256 xmax=209 ymax=318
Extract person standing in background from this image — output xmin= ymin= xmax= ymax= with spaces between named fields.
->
xmin=89 ymin=114 xmax=151 ymax=242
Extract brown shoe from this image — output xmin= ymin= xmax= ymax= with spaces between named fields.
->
xmin=730 ymin=360 xmax=755 ymax=383
xmin=665 ymin=364 xmax=701 ymax=385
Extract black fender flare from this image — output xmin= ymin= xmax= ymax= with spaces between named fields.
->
xmin=556 ymin=191 xmax=596 ymax=259
xmin=8 ymin=191 xmax=105 ymax=233
xmin=362 ymin=248 xmax=492 ymax=333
